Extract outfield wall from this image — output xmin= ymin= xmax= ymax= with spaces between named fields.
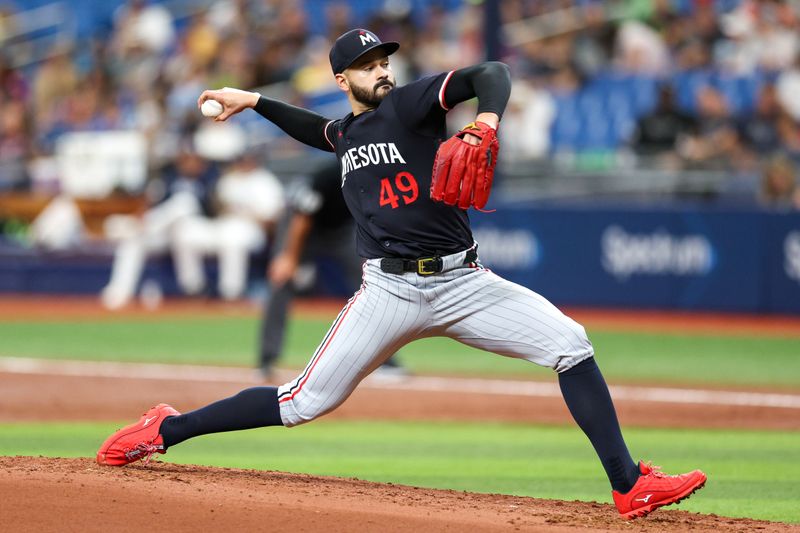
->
xmin=1 ymin=201 xmax=799 ymax=314
xmin=470 ymin=202 xmax=800 ymax=314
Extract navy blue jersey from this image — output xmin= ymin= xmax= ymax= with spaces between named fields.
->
xmin=323 ymin=72 xmax=473 ymax=259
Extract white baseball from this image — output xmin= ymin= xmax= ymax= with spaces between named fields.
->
xmin=201 ymin=99 xmax=224 ymax=118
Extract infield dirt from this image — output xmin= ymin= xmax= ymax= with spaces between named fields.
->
xmin=4 ymin=457 xmax=800 ymax=533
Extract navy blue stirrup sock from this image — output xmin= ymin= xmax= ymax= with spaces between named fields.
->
xmin=160 ymin=387 xmax=282 ymax=448
xmin=558 ymin=358 xmax=640 ymax=493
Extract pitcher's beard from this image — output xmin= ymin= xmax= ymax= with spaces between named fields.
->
xmin=351 ymin=81 xmax=394 ymax=107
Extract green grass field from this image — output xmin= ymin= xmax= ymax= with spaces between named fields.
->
xmin=1 ymin=316 xmax=799 ymax=387
xmin=2 ymin=312 xmax=799 ymax=523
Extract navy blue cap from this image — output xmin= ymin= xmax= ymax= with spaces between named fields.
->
xmin=329 ymin=29 xmax=399 ymax=75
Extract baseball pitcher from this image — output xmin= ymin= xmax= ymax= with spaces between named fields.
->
xmin=97 ymin=29 xmax=705 ymax=519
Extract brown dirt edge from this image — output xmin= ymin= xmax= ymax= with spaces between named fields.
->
xmin=3 ymin=371 xmax=800 ymax=430
xmin=3 ymin=457 xmax=797 ymax=533
xmin=1 ymin=296 xmax=799 ymax=338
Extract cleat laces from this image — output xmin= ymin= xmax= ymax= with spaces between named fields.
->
xmin=137 ymin=443 xmax=161 ymax=465
xmin=642 ymin=462 xmax=667 ymax=478
xmin=125 ymin=442 xmax=161 ymax=465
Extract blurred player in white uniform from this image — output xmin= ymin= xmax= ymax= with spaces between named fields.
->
xmin=172 ymin=149 xmax=284 ymax=300
xmin=100 ymin=148 xmax=214 ymax=310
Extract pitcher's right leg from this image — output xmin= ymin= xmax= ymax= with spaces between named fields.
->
xmin=97 ymin=264 xmax=426 ymax=464
xmin=278 ymin=265 xmax=425 ymax=426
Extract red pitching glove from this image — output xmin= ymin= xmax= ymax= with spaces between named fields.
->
xmin=430 ymin=121 xmax=499 ymax=210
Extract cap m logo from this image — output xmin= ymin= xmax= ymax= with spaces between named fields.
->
xmin=359 ymin=31 xmax=377 ymax=46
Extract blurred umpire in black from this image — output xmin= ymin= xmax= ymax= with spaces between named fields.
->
xmin=258 ymin=158 xmax=404 ymax=378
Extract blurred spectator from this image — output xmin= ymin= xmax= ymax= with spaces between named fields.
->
xmin=739 ymin=83 xmax=783 ymax=156
xmin=776 ymin=56 xmax=800 ymax=122
xmin=209 ymin=36 xmax=254 ymax=90
xmin=548 ymin=62 xmax=582 ymax=95
xmin=677 ymin=86 xmax=741 ymax=169
xmin=692 ymin=3 xmax=724 ymax=51
xmin=171 ymin=149 xmax=284 ymax=301
xmin=250 ymin=42 xmax=288 ymax=86
xmin=716 ymin=3 xmax=759 ymax=74
xmin=0 ymin=99 xmax=29 ymax=190
xmin=760 ymin=155 xmax=800 ymax=209
xmin=205 ymin=0 xmax=248 ymax=39
xmin=751 ymin=0 xmax=798 ymax=73
xmin=0 ymin=6 xmax=16 ymax=43
xmin=631 ymin=86 xmax=695 ymax=166
xmin=111 ymin=0 xmax=175 ymax=57
xmin=572 ymin=3 xmax=615 ymax=78
xmin=775 ymin=112 xmax=800 ymax=162
xmin=290 ymin=37 xmax=337 ymax=95
xmin=165 ymin=63 xmax=210 ymax=123
xmin=717 ymin=0 xmax=798 ymax=74
xmin=325 ymin=2 xmax=352 ymax=41
xmin=184 ymin=11 xmax=221 ymax=70
xmin=32 ymin=46 xmax=78 ymax=122
xmin=59 ymin=80 xmax=116 ymax=133
xmin=413 ymin=5 xmax=480 ymax=75
xmin=100 ymin=147 xmax=216 ymax=310
xmin=501 ymin=79 xmax=556 ymax=160
xmin=674 ymin=37 xmax=712 ymax=71
xmin=108 ymin=1 xmax=175 ymax=94
xmin=0 ymin=53 xmax=27 ymax=102
xmin=614 ymin=19 xmax=669 ymax=76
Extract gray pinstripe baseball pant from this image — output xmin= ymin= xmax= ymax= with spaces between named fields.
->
xmin=277 ymin=249 xmax=594 ymax=427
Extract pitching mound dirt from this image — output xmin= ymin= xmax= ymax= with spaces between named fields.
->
xmin=3 ymin=457 xmax=797 ymax=533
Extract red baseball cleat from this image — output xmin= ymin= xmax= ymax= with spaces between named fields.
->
xmin=612 ymin=461 xmax=707 ymax=520
xmin=96 ymin=403 xmax=180 ymax=466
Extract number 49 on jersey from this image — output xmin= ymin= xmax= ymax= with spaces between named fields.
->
xmin=379 ymin=171 xmax=418 ymax=209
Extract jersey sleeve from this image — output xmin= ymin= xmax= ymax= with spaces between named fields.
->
xmin=322 ymin=120 xmax=339 ymax=151
xmin=389 ymin=71 xmax=454 ymax=136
